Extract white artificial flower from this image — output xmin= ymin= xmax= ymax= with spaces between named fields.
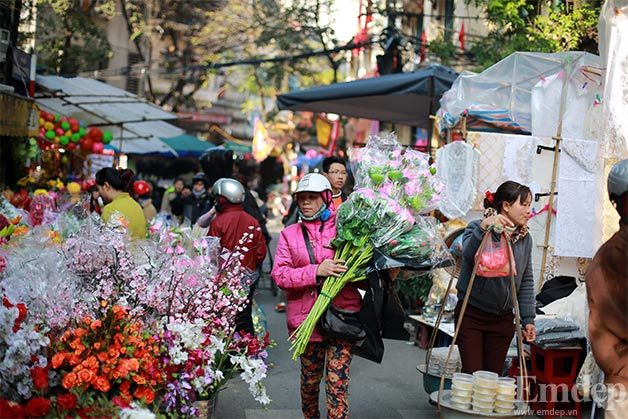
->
xmin=119 ymin=404 xmax=157 ymax=419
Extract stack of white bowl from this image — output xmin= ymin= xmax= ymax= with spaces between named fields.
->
xmin=450 ymin=372 xmax=474 ymax=410
xmin=427 ymin=346 xmax=461 ymax=379
xmin=494 ymin=377 xmax=517 ymax=413
xmin=471 ymin=371 xmax=498 ymax=413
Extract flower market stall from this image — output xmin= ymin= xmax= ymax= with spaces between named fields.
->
xmin=0 ymin=196 xmax=271 ymax=417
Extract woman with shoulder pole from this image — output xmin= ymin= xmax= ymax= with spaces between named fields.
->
xmin=95 ymin=167 xmax=147 ymax=239
xmin=272 ymin=173 xmax=362 ymax=419
xmin=455 ymin=180 xmax=537 ymax=374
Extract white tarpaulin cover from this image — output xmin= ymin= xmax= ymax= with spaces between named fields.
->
xmin=36 ymin=76 xmax=181 ymax=155
xmin=438 ymin=52 xmax=602 ymax=133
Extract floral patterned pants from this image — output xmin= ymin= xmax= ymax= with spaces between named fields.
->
xmin=300 ymin=338 xmax=353 ymax=419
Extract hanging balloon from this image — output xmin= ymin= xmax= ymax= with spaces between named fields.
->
xmin=38 ymin=117 xmax=45 ymax=127
xmin=71 ymin=133 xmax=81 ymax=143
xmin=88 ymin=127 xmax=103 ymax=142
xmin=81 ymin=138 xmax=93 ymax=152
xmin=39 ymin=128 xmax=46 ymax=137
xmin=70 ymin=122 xmax=79 ymax=132
xmin=44 ymin=122 xmax=54 ymax=131
xmin=45 ymin=130 xmax=55 ymax=140
xmin=79 ymin=127 xmax=86 ymax=137
xmin=102 ymin=130 xmax=113 ymax=144
xmin=92 ymin=142 xmax=104 ymax=154
xmin=69 ymin=118 xmax=78 ymax=126
xmin=43 ymin=112 xmax=55 ymax=122
xmin=59 ymin=136 xmax=70 ymax=146
xmin=67 ymin=142 xmax=77 ymax=151
xmin=55 ymin=127 xmax=65 ymax=136
xmin=60 ymin=121 xmax=70 ymax=131
xmin=54 ymin=114 xmax=60 ymax=122
xmin=53 ymin=136 xmax=60 ymax=144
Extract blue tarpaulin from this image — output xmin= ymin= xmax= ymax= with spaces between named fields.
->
xmin=160 ymin=134 xmax=214 ymax=157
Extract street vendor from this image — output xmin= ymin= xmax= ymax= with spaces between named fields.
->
xmin=272 ymin=173 xmax=359 ymax=419
xmin=95 ymin=167 xmax=147 ymax=239
xmin=455 ymin=180 xmax=536 ymax=374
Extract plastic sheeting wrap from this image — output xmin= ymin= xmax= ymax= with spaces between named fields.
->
xmin=438 ymin=52 xmax=602 ymax=133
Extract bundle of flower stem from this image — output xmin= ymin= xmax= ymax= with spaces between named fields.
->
xmin=289 ymin=235 xmax=374 ymax=359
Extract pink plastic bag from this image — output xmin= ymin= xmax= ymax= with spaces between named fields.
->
xmin=475 ymin=233 xmax=517 ymax=278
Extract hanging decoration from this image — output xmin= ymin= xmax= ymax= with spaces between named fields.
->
xmin=35 ymin=111 xmax=113 ymax=155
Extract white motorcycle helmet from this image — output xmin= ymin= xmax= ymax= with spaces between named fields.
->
xmin=294 ymin=173 xmax=333 ymax=221
xmin=295 ymin=173 xmax=332 ymax=195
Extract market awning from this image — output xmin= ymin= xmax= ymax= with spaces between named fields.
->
xmin=223 ymin=139 xmax=252 ymax=154
xmin=35 ymin=76 xmax=181 ymax=155
xmin=160 ymin=134 xmax=214 ymax=157
xmin=0 ymin=91 xmax=38 ymax=137
xmin=277 ymin=65 xmax=458 ymax=127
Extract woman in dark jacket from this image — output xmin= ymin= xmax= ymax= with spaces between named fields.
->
xmin=455 ymin=180 xmax=537 ymax=374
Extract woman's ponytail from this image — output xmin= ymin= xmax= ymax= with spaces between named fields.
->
xmin=95 ymin=167 xmax=136 ymax=193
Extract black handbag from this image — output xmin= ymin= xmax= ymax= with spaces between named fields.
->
xmin=300 ymin=223 xmax=366 ymax=343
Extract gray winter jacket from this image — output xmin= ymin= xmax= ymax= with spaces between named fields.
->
xmin=455 ymin=220 xmax=536 ymax=326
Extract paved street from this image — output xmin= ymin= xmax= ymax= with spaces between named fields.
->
xmin=216 ymin=219 xmax=439 ymax=419
xmin=215 ymin=286 xmax=438 ymax=419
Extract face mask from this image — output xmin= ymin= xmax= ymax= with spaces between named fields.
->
xmin=298 ymin=203 xmax=331 ymax=222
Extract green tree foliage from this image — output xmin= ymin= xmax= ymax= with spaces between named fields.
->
xmin=469 ymin=0 xmax=600 ymax=69
xmin=26 ymin=0 xmax=116 ymax=76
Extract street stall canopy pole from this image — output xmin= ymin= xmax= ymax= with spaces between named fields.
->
xmin=277 ymin=65 xmax=457 ymax=128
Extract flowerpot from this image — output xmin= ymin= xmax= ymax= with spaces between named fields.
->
xmin=196 ymin=395 xmax=218 ymax=419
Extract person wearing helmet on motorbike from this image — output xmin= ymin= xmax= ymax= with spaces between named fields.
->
xmin=203 ymin=178 xmax=267 ymax=334
xmin=133 ymin=180 xmax=157 ymax=223
xmin=586 ymin=159 xmax=628 ymax=419
xmin=272 ymin=173 xmax=361 ymax=419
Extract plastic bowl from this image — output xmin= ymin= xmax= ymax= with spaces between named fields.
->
xmin=495 ymin=400 xmax=515 ymax=409
xmin=452 ymin=373 xmax=474 ymax=391
xmin=496 ymin=392 xmax=516 ymax=402
xmin=498 ymin=377 xmax=516 ymax=385
xmin=452 ymin=401 xmax=472 ymax=410
xmin=473 ymin=385 xmax=497 ymax=396
xmin=451 ymin=385 xmax=473 ymax=398
xmin=494 ymin=405 xmax=515 ymax=414
xmin=451 ymin=395 xmax=472 ymax=405
xmin=472 ymin=403 xmax=494 ymax=414
xmin=474 ymin=395 xmax=496 ymax=406
xmin=473 ymin=371 xmax=498 ymax=388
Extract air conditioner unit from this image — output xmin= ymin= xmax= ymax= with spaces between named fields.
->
xmin=0 ymin=29 xmax=10 ymax=63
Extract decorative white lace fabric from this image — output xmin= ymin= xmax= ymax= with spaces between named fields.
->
xmin=436 ymin=141 xmax=480 ymax=219
xmin=555 ymin=138 xmax=604 ymax=258
xmin=466 ymin=132 xmax=508 ymax=210
xmin=502 ymin=137 xmax=535 ymax=185
xmin=599 ymin=3 xmax=628 ymax=159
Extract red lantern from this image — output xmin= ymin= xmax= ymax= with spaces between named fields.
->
xmin=81 ymin=138 xmax=93 ymax=152
xmin=88 ymin=127 xmax=103 ymax=143
xmin=92 ymin=142 xmax=104 ymax=154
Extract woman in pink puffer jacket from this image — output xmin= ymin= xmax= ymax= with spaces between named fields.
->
xmin=272 ymin=173 xmax=361 ymax=419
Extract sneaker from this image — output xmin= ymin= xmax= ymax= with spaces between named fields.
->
xmin=274 ymin=302 xmax=286 ymax=313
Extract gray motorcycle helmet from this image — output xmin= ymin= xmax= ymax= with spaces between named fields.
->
xmin=211 ymin=178 xmax=245 ymax=204
xmin=608 ymin=159 xmax=628 ymax=201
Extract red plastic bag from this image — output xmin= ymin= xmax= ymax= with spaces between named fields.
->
xmin=475 ymin=233 xmax=517 ymax=278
